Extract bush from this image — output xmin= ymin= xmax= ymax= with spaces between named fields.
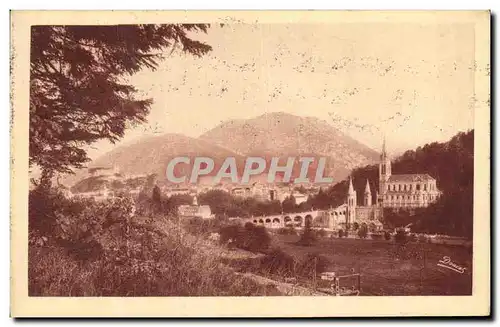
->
xmin=241 ymin=224 xmax=272 ymax=253
xmin=298 ymin=252 xmax=330 ymax=278
xmin=252 ymin=249 xmax=330 ymax=280
xmin=338 ymin=229 xmax=344 ymax=238
xmin=408 ymin=233 xmax=418 ymax=242
xmin=316 ymin=228 xmax=328 ymax=238
xmin=417 ymin=234 xmax=428 ymax=243
xmin=384 ymin=231 xmax=391 ymax=241
xmin=30 ymin=186 xmax=137 ymax=262
xmin=29 ymin=186 xmax=89 ymax=241
xmin=258 ymin=249 xmax=297 ymax=277
xmin=394 ymin=230 xmax=408 ymax=244
xmin=219 ymin=223 xmax=271 ymax=253
xmin=183 ymin=217 xmax=220 ymax=237
xmin=242 ymin=221 xmax=253 ymax=229
xmin=219 ymin=224 xmax=241 ymax=244
xmin=297 ymin=217 xmax=316 ymax=246
xmin=277 ymin=226 xmax=297 ymax=236
xmin=370 ymin=233 xmax=384 ymax=240
xmin=357 ymin=224 xmax=368 ymax=239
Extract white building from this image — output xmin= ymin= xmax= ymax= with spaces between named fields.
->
xmin=177 ymin=196 xmax=214 ymax=219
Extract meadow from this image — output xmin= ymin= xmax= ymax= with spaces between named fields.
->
xmin=271 ymin=234 xmax=473 ymax=295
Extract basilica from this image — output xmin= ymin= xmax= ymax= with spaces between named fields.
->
xmin=377 ymin=139 xmax=441 ymax=209
xmin=336 ymin=139 xmax=441 ymax=231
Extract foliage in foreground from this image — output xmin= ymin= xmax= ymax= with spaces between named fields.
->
xmin=28 ymin=186 xmax=277 ymax=296
xmin=219 ymin=222 xmax=272 ymax=253
xmin=224 ymin=248 xmax=330 ymax=280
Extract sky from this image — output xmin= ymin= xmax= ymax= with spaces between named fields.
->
xmin=86 ymin=22 xmax=478 ymax=160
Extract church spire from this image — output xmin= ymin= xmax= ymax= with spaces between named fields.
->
xmin=364 ymin=179 xmax=371 ymax=194
xmin=381 ymin=135 xmax=387 ymax=160
xmin=364 ymin=179 xmax=372 ymax=206
xmin=348 ymin=176 xmax=355 ymax=194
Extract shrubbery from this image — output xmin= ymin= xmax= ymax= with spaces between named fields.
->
xmin=28 ymin=186 xmax=275 ymax=296
xmin=249 ymin=249 xmax=330 ymax=279
xmin=29 ymin=185 xmax=136 ymax=261
xmin=316 ymin=228 xmax=328 ymax=238
xmin=258 ymin=248 xmax=297 ymax=277
xmin=219 ymin=222 xmax=271 ymax=253
xmin=183 ymin=217 xmax=221 ymax=237
xmin=357 ymin=224 xmax=368 ymax=239
xmin=299 ymin=252 xmax=330 ymax=278
xmin=370 ymin=233 xmax=384 ymax=240
xmin=418 ymin=234 xmax=429 ymax=243
xmin=276 ymin=226 xmax=298 ymax=236
xmin=297 ymin=217 xmax=316 ymax=246
xmin=394 ymin=230 xmax=408 ymax=244
xmin=408 ymin=233 xmax=418 ymax=243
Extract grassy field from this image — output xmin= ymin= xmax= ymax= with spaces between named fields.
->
xmin=271 ymin=234 xmax=473 ymax=296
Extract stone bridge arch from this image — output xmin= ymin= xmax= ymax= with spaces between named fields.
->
xmin=305 ymin=214 xmax=313 ymax=225
xmin=294 ymin=215 xmax=303 ymax=226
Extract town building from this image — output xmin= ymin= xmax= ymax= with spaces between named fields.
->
xmin=177 ymin=196 xmax=214 ymax=220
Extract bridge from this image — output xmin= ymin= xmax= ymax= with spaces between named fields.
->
xmin=232 ymin=207 xmax=383 ymax=232
xmin=237 ymin=210 xmax=322 ymax=229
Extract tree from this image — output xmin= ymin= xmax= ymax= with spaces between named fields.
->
xmin=198 ymin=190 xmax=233 ymax=215
xmin=282 ymin=195 xmax=297 ymax=213
xmin=357 ymin=224 xmax=368 ymax=239
xmin=310 ymin=187 xmax=331 ymax=209
xmin=298 ymin=215 xmax=316 ymax=246
xmin=152 ymin=185 xmax=162 ymax=211
xmin=294 ymin=185 xmax=307 ymax=194
xmin=30 ymin=25 xmax=212 ymax=178
xmin=163 ymin=194 xmax=192 ymax=214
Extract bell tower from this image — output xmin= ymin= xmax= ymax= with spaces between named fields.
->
xmin=379 ymin=137 xmax=391 ymax=204
xmin=346 ymin=177 xmax=357 ymax=229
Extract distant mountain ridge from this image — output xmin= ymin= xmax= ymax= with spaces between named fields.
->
xmin=89 ymin=133 xmax=248 ymax=183
xmin=64 ymin=112 xmax=379 ymax=188
xmin=200 ymin=112 xmax=379 ymax=182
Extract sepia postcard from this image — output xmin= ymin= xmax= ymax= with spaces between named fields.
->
xmin=10 ymin=10 xmax=490 ymax=317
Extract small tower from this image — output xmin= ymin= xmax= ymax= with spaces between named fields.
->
xmin=346 ymin=177 xmax=357 ymax=229
xmin=364 ymin=180 xmax=372 ymax=206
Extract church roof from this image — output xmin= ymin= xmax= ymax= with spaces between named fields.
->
xmin=388 ymin=174 xmax=435 ymax=183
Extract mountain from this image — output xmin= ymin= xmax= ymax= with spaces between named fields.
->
xmin=200 ymin=112 xmax=380 ymax=182
xmin=64 ymin=133 xmax=248 ymax=188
